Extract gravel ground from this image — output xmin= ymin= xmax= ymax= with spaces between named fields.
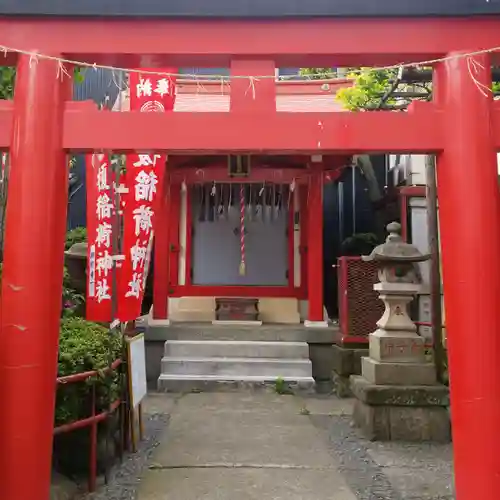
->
xmin=82 ymin=413 xmax=169 ymax=500
xmin=310 ymin=413 xmax=455 ymax=500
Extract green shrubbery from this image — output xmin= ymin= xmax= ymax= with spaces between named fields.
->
xmin=54 ymin=316 xmax=123 ymax=475
xmin=65 ymin=226 xmax=87 ymax=250
xmin=56 ymin=317 xmax=122 ymax=426
xmin=62 ymin=267 xmax=85 ymax=317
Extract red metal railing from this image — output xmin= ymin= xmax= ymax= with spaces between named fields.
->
xmin=54 ymin=358 xmax=123 ymax=492
xmin=336 ymin=256 xmax=384 ymax=345
xmin=415 ymin=321 xmax=447 ymax=348
xmin=336 ymin=258 xmax=447 ymax=350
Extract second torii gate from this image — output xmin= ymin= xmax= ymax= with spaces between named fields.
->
xmin=0 ymin=15 xmax=499 ymax=500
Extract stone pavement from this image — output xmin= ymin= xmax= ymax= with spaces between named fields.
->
xmin=139 ymin=393 xmax=356 ymax=500
xmin=137 ymin=393 xmax=454 ymax=500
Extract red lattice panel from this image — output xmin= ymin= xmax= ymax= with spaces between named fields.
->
xmin=338 ymin=257 xmax=384 ymax=344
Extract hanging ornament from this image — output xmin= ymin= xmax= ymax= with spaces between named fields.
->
xmin=248 ymin=184 xmax=255 ymax=221
xmin=217 ymin=183 xmax=224 ymax=216
xmin=228 ymin=183 xmax=233 ymax=213
xmin=277 ymin=184 xmax=283 ymax=217
xmin=223 ymin=184 xmax=229 ymax=219
xmin=270 ymin=183 xmax=277 ymax=222
xmin=239 ymin=183 xmax=246 ymax=276
xmin=204 ymin=183 xmax=211 ymax=221
xmin=257 ymin=182 xmax=264 ymax=222
xmin=214 ymin=182 xmax=220 ymax=221
xmin=198 ymin=184 xmax=206 ymax=222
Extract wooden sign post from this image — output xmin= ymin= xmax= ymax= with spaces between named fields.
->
xmin=126 ymin=333 xmax=148 ymax=451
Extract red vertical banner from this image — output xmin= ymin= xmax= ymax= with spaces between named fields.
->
xmin=117 ymin=69 xmax=177 ymax=321
xmin=86 ymin=153 xmax=114 ymax=321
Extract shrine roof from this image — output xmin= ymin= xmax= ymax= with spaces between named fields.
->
xmin=112 ymin=79 xmax=351 ymax=113
xmin=0 ymin=0 xmax=498 ymax=18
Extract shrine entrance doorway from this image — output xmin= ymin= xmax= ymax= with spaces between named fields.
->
xmin=190 ymin=183 xmax=289 ymax=286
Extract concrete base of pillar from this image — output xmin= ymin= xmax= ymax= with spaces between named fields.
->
xmin=350 ymin=375 xmax=451 ymax=442
xmin=331 ymin=344 xmax=368 ymax=398
xmin=304 ymin=320 xmax=329 ymax=328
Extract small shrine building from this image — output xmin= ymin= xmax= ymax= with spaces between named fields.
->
xmin=112 ymin=78 xmax=352 ymax=326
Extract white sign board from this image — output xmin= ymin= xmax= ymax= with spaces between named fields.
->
xmin=127 ymin=334 xmax=147 ymax=408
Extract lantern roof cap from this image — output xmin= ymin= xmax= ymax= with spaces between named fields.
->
xmin=65 ymin=242 xmax=88 ymax=259
xmin=362 ymin=222 xmax=430 ymax=263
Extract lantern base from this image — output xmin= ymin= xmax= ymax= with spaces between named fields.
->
xmin=350 ymin=375 xmax=450 ymax=442
xmin=361 ymin=357 xmax=437 ymax=386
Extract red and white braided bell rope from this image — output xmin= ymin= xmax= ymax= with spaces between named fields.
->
xmin=239 ymin=184 xmax=246 ymax=276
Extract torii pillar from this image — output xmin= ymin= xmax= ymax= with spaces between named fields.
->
xmin=0 ymin=55 xmax=70 ymax=499
xmin=435 ymin=53 xmax=500 ymax=499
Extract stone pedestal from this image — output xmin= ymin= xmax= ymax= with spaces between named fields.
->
xmin=331 ymin=344 xmax=368 ymax=398
xmin=350 ymin=222 xmax=450 ymax=442
xmin=351 ymin=376 xmax=450 ymax=442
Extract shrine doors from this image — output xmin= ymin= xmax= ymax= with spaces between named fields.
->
xmin=191 ymin=183 xmax=289 ymax=286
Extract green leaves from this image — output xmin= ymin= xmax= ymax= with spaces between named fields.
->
xmin=336 ymin=68 xmax=395 ymax=111
xmin=298 ymin=68 xmax=333 ymax=80
xmin=0 ymin=65 xmax=86 ymax=101
xmin=0 ymin=66 xmax=15 ymax=99
xmin=74 ymin=67 xmax=85 ymax=84
xmin=65 ymin=226 xmax=87 ymax=250
xmin=56 ymin=317 xmax=122 ymax=425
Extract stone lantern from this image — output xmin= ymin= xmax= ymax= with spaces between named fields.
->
xmin=350 ymin=222 xmax=450 ymax=442
xmin=361 ymin=221 xmax=431 ymax=376
xmin=64 ymin=242 xmax=88 ymax=294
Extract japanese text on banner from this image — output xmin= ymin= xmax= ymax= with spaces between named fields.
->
xmin=116 ymin=69 xmax=176 ymax=321
xmin=86 ymin=153 xmax=115 ymax=322
xmin=117 ymin=153 xmax=165 ymax=321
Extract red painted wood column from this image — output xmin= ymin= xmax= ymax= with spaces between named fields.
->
xmin=305 ymin=164 xmax=327 ymax=326
xmin=230 ymin=59 xmax=276 ymax=113
xmin=153 ymin=164 xmax=170 ymax=319
xmin=434 ymin=53 xmax=500 ymax=500
xmin=0 ymin=55 xmax=70 ymax=499
xmin=168 ymin=183 xmax=181 ymax=289
xmin=299 ymin=183 xmax=309 ymax=298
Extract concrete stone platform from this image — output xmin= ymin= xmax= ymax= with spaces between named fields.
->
xmin=156 ymin=325 xmax=323 ymax=392
xmin=146 ymin=321 xmax=338 ymax=343
xmin=145 ymin=322 xmax=338 ymax=391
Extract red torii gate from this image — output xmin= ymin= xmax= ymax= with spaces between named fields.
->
xmin=0 ymin=16 xmax=499 ymax=500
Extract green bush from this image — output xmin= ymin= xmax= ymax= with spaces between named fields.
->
xmin=62 ymin=267 xmax=84 ymax=318
xmin=54 ymin=317 xmax=124 ymax=475
xmin=65 ymin=226 xmax=87 ymax=250
xmin=56 ymin=317 xmax=122 ymax=426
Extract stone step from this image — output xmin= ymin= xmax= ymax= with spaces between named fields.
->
xmin=160 ymin=356 xmax=313 ymax=378
xmin=157 ymin=374 xmax=315 ymax=393
xmin=146 ymin=322 xmax=336 ymax=343
xmin=164 ymin=340 xmax=309 ymax=359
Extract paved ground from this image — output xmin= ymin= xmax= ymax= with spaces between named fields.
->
xmin=84 ymin=392 xmax=454 ymax=499
xmin=134 ymin=393 xmax=454 ymax=500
